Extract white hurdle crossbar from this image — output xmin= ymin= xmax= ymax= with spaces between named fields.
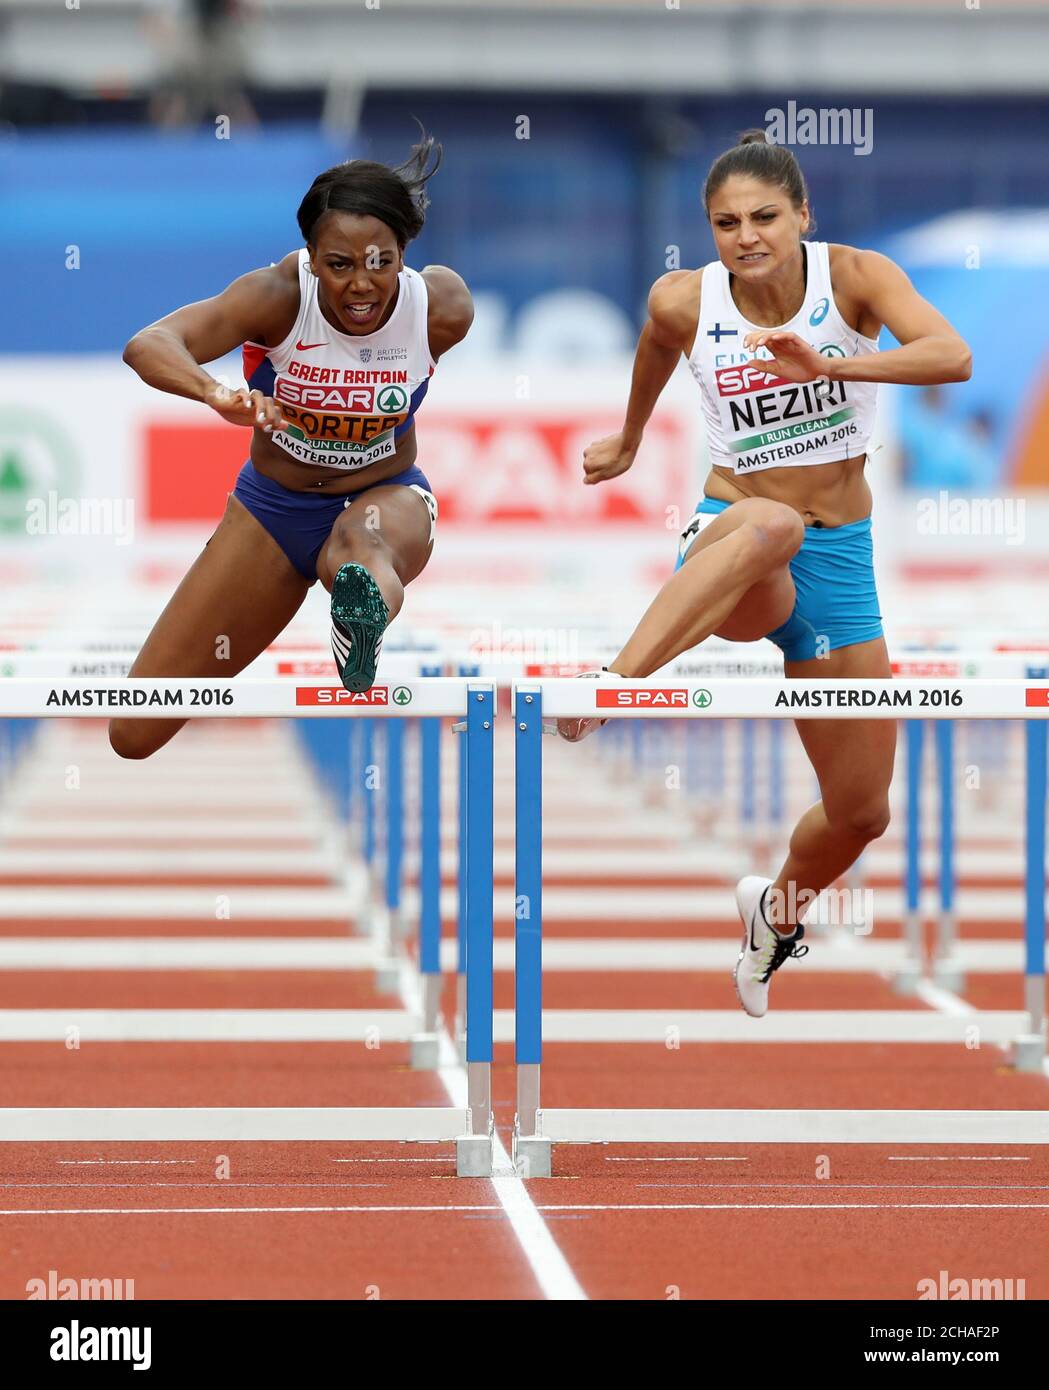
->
xmin=0 ymin=676 xmax=496 ymax=1177
xmin=513 ymin=676 xmax=1049 ymax=1176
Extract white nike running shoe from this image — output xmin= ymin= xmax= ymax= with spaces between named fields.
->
xmin=556 ymin=668 xmax=624 ymax=743
xmin=733 ymin=875 xmax=809 ymax=1019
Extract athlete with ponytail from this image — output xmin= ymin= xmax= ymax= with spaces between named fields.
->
xmin=114 ymin=136 xmax=471 ymax=759
xmin=563 ymin=129 xmax=972 ymax=1018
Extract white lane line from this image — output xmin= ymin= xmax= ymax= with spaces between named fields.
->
xmin=544 ymin=1202 xmax=1049 ymax=1211
xmin=4 ymin=1202 xmax=1049 ymax=1215
xmin=56 ymin=1159 xmax=198 ymax=1167
xmin=331 ymin=1158 xmax=455 ymax=1165
xmin=7 ymin=1183 xmax=440 ymax=1190
xmin=632 ymin=1182 xmax=1049 ymax=1191
xmin=0 ymin=1205 xmax=504 ymax=1215
xmin=395 ymin=960 xmax=587 ymax=1302
xmin=887 ymin=1156 xmax=1031 ymax=1162
xmin=604 ymin=1156 xmax=750 ymax=1163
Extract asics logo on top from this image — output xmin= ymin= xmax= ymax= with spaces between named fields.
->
xmin=295 ymin=339 xmax=329 ymax=352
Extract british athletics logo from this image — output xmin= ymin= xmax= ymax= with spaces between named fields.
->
xmin=295 ymin=687 xmax=389 ymax=705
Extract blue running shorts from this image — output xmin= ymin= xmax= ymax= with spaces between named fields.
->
xmin=674 ymin=496 xmax=883 ymax=661
xmin=231 ymin=459 xmax=436 ymax=584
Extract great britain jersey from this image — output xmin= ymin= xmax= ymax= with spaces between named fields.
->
xmin=687 ymin=241 xmax=879 ymax=475
xmin=243 ymin=251 xmax=435 ymax=472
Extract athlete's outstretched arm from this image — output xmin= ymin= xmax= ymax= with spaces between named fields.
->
xmin=122 ymin=259 xmax=297 ymax=430
xmin=742 ymin=250 xmax=972 ymax=387
xmin=583 ymin=271 xmax=697 ymax=484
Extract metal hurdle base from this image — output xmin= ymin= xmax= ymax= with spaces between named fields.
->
xmin=513 ymin=1064 xmax=550 ymax=1176
xmin=891 ymin=966 xmax=923 ymax=995
xmin=1011 ymin=1034 xmax=1047 ymax=1073
xmin=513 ymin=1133 xmax=552 ymax=1179
xmin=374 ymin=961 xmax=402 ymax=995
xmin=455 ymin=1133 xmax=494 ymax=1178
xmin=931 ymin=961 xmax=966 ymax=992
xmin=410 ymin=1034 xmax=440 ymax=1069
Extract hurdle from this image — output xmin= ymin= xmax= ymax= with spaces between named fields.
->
xmin=0 ymin=675 xmax=496 ymax=1177
xmin=0 ymin=648 xmax=455 ymax=1066
xmin=512 ymin=675 xmax=1049 ymax=1176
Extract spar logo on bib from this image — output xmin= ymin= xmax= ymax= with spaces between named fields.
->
xmin=376 ymin=385 xmax=408 ymax=413
xmin=596 ymin=688 xmax=689 ymax=709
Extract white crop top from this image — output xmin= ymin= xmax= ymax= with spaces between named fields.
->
xmin=686 ymin=241 xmax=879 ymax=475
xmin=243 ymin=250 xmax=435 ymax=472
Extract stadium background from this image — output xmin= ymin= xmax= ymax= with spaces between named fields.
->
xmin=2 ymin=0 xmax=1048 ymax=645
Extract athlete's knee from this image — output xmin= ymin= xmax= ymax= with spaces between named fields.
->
xmin=831 ymin=796 xmax=891 ymax=844
xmin=737 ymin=501 xmax=804 ymax=567
xmin=325 ymin=517 xmax=389 ymax=577
xmin=108 ymin=719 xmax=159 ymax=761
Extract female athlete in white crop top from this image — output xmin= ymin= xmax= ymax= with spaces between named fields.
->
xmin=113 ymin=136 xmax=472 ymax=759
xmin=563 ymin=129 xmax=972 ymax=1019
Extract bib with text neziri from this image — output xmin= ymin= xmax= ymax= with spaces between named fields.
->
xmin=243 ymin=251 xmax=434 ymax=471
xmin=687 ymin=241 xmax=879 ymax=475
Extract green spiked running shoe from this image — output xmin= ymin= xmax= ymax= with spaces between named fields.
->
xmin=330 ymin=563 xmax=390 ymax=693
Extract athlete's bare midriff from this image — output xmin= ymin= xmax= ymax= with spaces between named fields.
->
xmin=704 ymin=454 xmax=872 ymax=529
xmin=250 ymin=422 xmax=420 ymax=495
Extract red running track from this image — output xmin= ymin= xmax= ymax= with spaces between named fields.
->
xmin=0 ymin=723 xmax=1046 ymax=1299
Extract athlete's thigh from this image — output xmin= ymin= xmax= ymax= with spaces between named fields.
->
xmin=786 ymin=636 xmax=896 ymax=813
xmin=128 ymin=494 xmax=310 ymax=678
xmin=316 ymin=483 xmax=433 ymax=591
xmin=681 ymin=499 xmax=797 ymax=643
